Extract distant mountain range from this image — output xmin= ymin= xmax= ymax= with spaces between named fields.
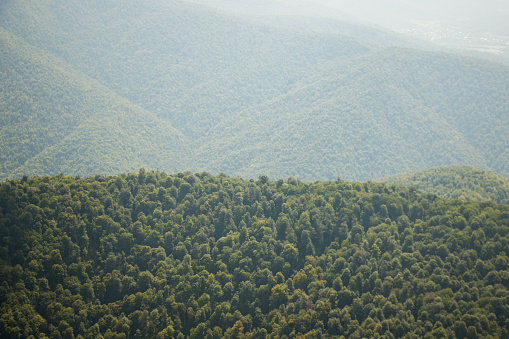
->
xmin=192 ymin=0 xmax=509 ymax=63
xmin=0 ymin=0 xmax=508 ymax=181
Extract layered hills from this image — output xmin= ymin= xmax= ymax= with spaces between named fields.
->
xmin=380 ymin=166 xmax=509 ymax=204
xmin=0 ymin=0 xmax=508 ymax=181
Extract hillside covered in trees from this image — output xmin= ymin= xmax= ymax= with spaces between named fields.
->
xmin=0 ymin=0 xmax=508 ymax=181
xmin=1 ymin=171 xmax=509 ymax=338
xmin=380 ymin=166 xmax=509 ymax=204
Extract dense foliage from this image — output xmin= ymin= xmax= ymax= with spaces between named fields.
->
xmin=1 ymin=171 xmax=509 ymax=338
xmin=0 ymin=27 xmax=190 ymax=180
xmin=0 ymin=0 xmax=508 ymax=181
xmin=381 ymin=166 xmax=509 ymax=204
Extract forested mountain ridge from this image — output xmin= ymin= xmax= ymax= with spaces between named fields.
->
xmin=0 ymin=0 xmax=508 ymax=181
xmin=194 ymin=46 xmax=509 ymax=180
xmin=1 ymin=171 xmax=509 ymax=337
xmin=0 ymin=27 xmax=191 ymax=179
xmin=0 ymin=0 xmax=372 ymax=139
xmin=380 ymin=166 xmax=509 ymax=204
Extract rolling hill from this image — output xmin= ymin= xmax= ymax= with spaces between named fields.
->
xmin=0 ymin=27 xmax=191 ymax=178
xmin=380 ymin=166 xmax=509 ymax=204
xmin=0 ymin=0 xmax=508 ymax=181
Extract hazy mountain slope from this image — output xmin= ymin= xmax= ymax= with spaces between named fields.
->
xmin=195 ymin=47 xmax=509 ymax=181
xmin=0 ymin=0 xmax=508 ymax=181
xmin=191 ymin=0 xmax=509 ymax=64
xmin=252 ymin=15 xmax=424 ymax=48
xmin=315 ymin=0 xmax=509 ymax=63
xmin=0 ymin=27 xmax=191 ymax=179
xmin=188 ymin=0 xmax=355 ymax=20
xmin=0 ymin=0 xmax=372 ymax=139
xmin=380 ymin=166 xmax=509 ymax=204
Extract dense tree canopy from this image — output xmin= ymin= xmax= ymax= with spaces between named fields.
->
xmin=380 ymin=166 xmax=509 ymax=204
xmin=1 ymin=171 xmax=509 ymax=338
